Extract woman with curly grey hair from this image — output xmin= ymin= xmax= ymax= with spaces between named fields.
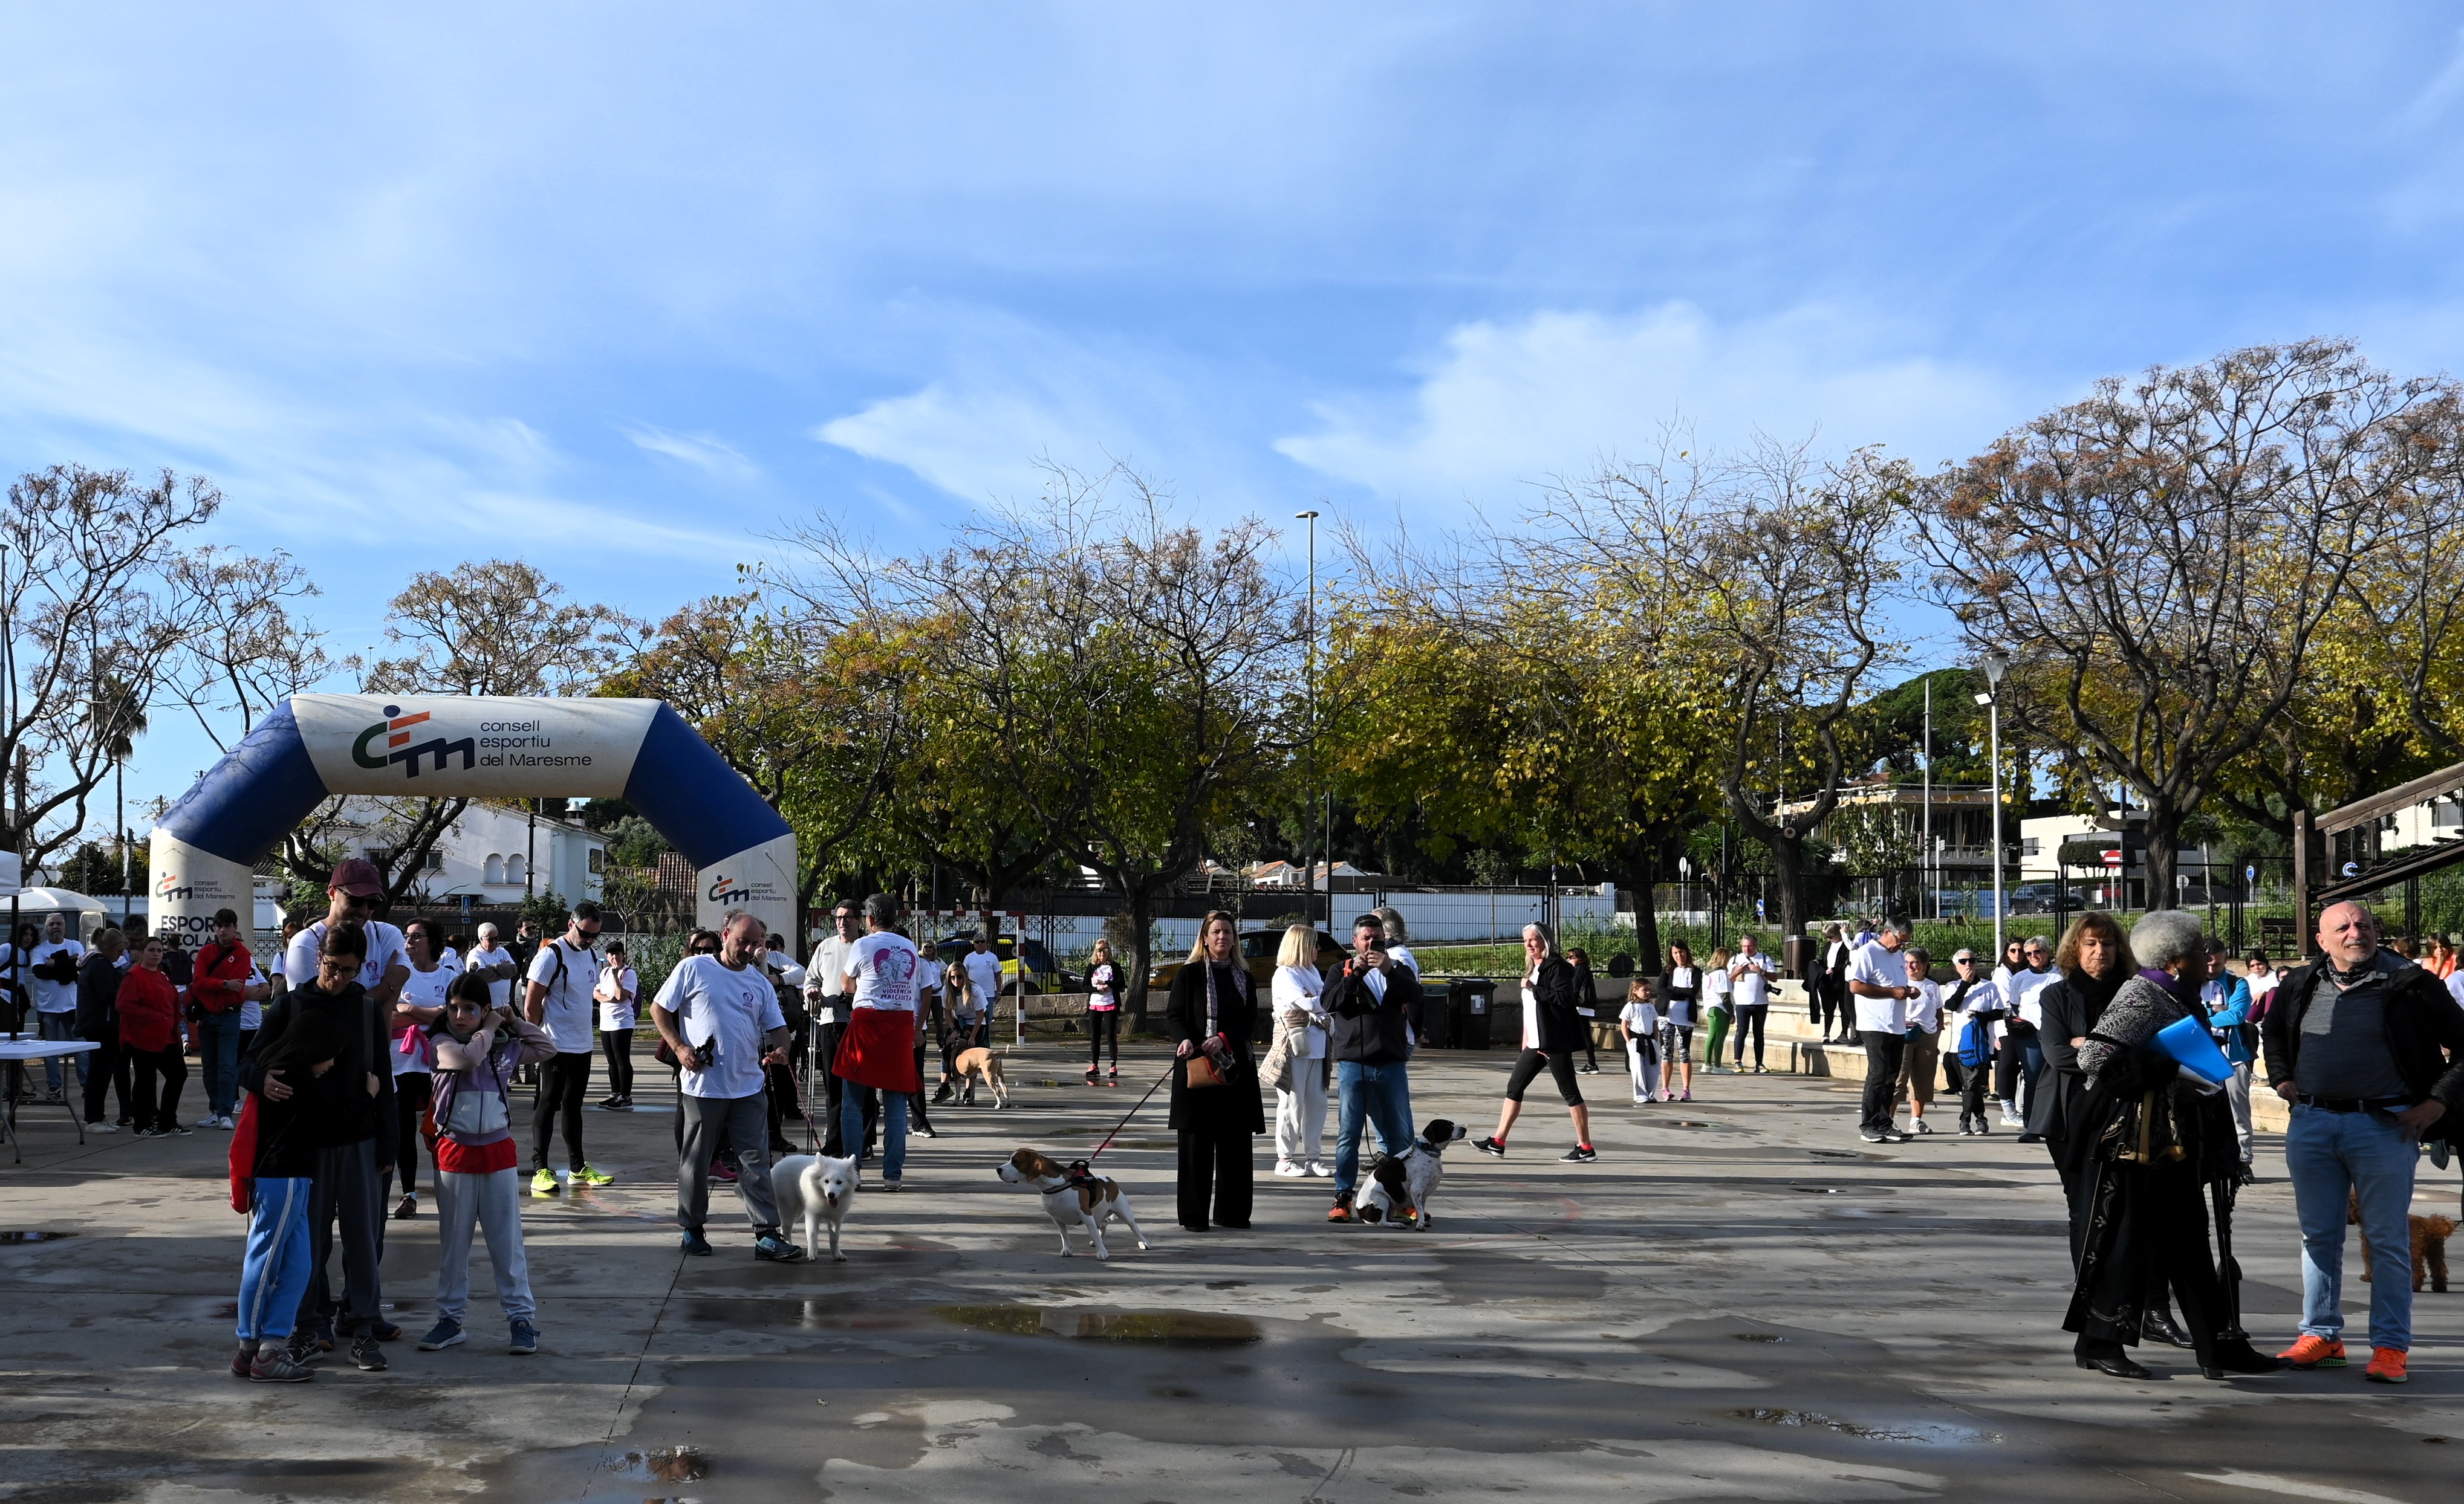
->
xmin=2061 ymin=909 xmax=2281 ymax=1382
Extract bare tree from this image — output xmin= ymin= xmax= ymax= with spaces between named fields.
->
xmin=0 ymin=465 xmax=221 ymax=873
xmin=1553 ymin=436 xmax=1910 ymax=942
xmin=161 ymin=546 xmax=332 ymax=752
xmin=1916 ymin=340 xmax=2452 ymax=906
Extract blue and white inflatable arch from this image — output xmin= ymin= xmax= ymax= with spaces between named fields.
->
xmin=148 ymin=695 xmax=796 ymax=945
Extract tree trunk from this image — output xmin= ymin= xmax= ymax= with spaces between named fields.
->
xmin=1125 ymin=886 xmax=1157 ymax=1034
xmin=1769 ymin=833 xmax=1810 ymax=968
xmin=2144 ymin=802 xmax=2183 ymax=912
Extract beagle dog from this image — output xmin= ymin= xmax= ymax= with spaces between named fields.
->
xmin=1353 ymin=1118 xmax=1468 ymax=1230
xmin=996 ymin=1147 xmax=1151 ymax=1260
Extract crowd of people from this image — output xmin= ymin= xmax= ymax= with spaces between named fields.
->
xmin=5 ymin=875 xmax=2459 ymax=1395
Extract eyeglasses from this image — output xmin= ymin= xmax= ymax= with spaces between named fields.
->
xmin=342 ymin=894 xmax=377 ymax=911
xmin=574 ymin=924 xmax=603 ymax=941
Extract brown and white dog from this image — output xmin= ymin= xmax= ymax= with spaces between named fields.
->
xmin=949 ymin=1046 xmax=1012 ymax=1109
xmin=996 ymin=1147 xmax=1151 ymax=1260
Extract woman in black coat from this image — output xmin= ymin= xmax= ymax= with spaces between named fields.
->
xmin=1164 ymin=910 xmax=1264 ymax=1231
xmin=1474 ymin=921 xmax=1596 ymax=1162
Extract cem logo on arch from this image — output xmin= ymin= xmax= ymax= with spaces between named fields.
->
xmin=353 ymin=705 xmax=477 ymax=779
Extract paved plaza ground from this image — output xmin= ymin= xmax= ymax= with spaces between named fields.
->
xmin=2 ymin=1046 xmax=2459 ymax=1503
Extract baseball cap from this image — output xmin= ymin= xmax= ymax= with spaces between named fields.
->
xmin=329 ymin=858 xmax=383 ymax=897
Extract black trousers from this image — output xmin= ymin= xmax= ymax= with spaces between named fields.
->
xmin=532 ymin=1051 xmax=592 ymax=1172
xmin=384 ymin=1073 xmax=431 ymax=1198
xmin=1858 ymin=1029 xmax=1905 ymax=1132
xmin=1176 ymin=1122 xmax=1254 ymax=1230
xmin=82 ymin=1032 xmax=129 ymax=1124
xmin=813 ymin=1020 xmax=845 ymax=1155
xmin=301 ymin=1138 xmax=383 ymax=1338
xmin=1732 ymin=1005 xmax=1768 ymax=1068
xmin=601 ymin=1028 xmax=634 ymax=1099
xmin=1505 ymin=1048 xmax=1584 ymax=1106
xmin=127 ymin=1044 xmax=186 ymax=1132
xmin=1088 ymin=1010 xmax=1120 ymax=1069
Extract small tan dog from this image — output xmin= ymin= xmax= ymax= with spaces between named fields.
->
xmin=948 ymin=1046 xmax=1011 ymax=1108
xmin=996 ymin=1147 xmax=1150 ymax=1259
xmin=2351 ymin=1190 xmax=2456 ymax=1293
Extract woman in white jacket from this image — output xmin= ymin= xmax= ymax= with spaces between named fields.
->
xmin=1267 ymin=925 xmax=1331 ymax=1178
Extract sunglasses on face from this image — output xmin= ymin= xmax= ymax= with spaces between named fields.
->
xmin=342 ymin=894 xmax=377 ymax=911
xmin=574 ymin=925 xmax=602 ymax=941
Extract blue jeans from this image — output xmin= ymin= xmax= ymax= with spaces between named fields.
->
xmin=2286 ymin=1103 xmax=2419 ymax=1352
xmin=1333 ymin=1059 xmax=1413 ymax=1197
xmin=236 ymin=1177 xmax=314 ymax=1341
xmin=840 ymin=1085 xmax=908 ymax=1181
xmin=199 ymin=1013 xmax=244 ymax=1118
xmin=37 ymin=1011 xmax=83 ymax=1095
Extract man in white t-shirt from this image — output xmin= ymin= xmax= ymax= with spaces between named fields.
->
xmin=28 ymin=914 xmax=87 ymax=1100
xmin=961 ymin=930 xmax=1003 ymax=1048
xmin=464 ymin=923 xmax=520 ymax=1009
xmin=806 ymin=900 xmax=860 ymax=1156
xmin=1847 ymin=917 xmax=1917 ymax=1143
xmin=837 ymin=895 xmax=924 ymax=1190
xmin=524 ymin=901 xmax=611 ymax=1194
xmin=653 ymin=909 xmax=799 ymax=1262
xmin=282 ymin=859 xmax=411 ymax=1003
xmin=1727 ymin=936 xmax=1775 ymax=1073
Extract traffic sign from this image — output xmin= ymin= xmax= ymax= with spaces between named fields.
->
xmin=2101 ymin=849 xmax=2123 ymax=869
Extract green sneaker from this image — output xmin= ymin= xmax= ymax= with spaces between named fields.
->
xmin=530 ymin=1169 xmax=561 ymax=1195
xmin=573 ymin=1164 xmax=614 ymax=1187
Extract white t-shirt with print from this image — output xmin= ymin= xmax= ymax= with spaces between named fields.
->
xmin=850 ymin=932 xmax=922 ymax=1013
xmin=1903 ymin=977 xmax=1944 ymax=1034
xmin=527 ymin=937 xmax=602 ymax=1054
xmin=394 ymin=963 xmax=456 ymax=1074
xmin=657 ymin=954 xmax=785 ymax=1100
xmin=29 ymin=938 xmax=85 ymax=1014
xmin=1994 ymin=965 xmax=2062 ymax=1029
xmin=285 ymin=919 xmax=408 ymax=995
xmin=1729 ymin=953 xmax=1772 ymax=1008
xmin=1847 ymin=940 xmax=1910 ymax=1032
xmin=597 ymin=965 xmax=639 ymax=1032
xmin=1619 ymin=999 xmax=1659 ymax=1037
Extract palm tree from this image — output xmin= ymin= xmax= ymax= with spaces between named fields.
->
xmin=85 ymin=669 xmax=146 ymax=895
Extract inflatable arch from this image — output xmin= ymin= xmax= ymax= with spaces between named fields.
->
xmin=148 ymin=695 xmax=796 ymax=945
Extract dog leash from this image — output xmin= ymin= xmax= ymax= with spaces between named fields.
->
xmin=1069 ymin=1060 xmax=1178 ymax=1178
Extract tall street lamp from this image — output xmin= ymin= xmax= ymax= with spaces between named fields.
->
xmin=1976 ymin=650 xmax=2009 ymax=955
xmin=1296 ymin=510 xmax=1320 ymax=930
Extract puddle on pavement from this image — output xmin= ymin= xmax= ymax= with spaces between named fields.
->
xmin=1731 ymin=1333 xmax=1787 ymax=1342
xmin=937 ymin=1305 xmax=1263 ymax=1346
xmin=1805 ymin=1149 xmax=1868 ymax=1159
xmin=606 ymin=1446 xmax=709 ymax=1482
xmin=1736 ymin=1408 xmax=1997 ymax=1445
xmin=0 ymin=1230 xmax=75 ymax=1243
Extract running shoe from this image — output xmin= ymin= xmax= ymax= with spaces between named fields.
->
xmin=1274 ymin=1161 xmax=1305 ymax=1177
xmin=509 ymin=1320 xmax=539 ymax=1356
xmin=1913 ymin=1120 xmax=1934 ymax=1135
xmin=1474 ymin=1136 xmax=1507 ymax=1158
xmin=418 ymin=1318 xmax=464 ymax=1351
xmin=249 ymin=1347 xmax=315 ymax=1384
xmin=2365 ymin=1347 xmax=2408 ymax=1384
xmin=87 ymin=1121 xmax=119 ymax=1133
xmin=1560 ymin=1146 xmax=1599 ymax=1163
xmin=2277 ymin=1335 xmax=2345 ymax=1369
xmin=1305 ymin=1161 xmax=1330 ymax=1177
xmin=1859 ymin=1129 xmax=1889 ymax=1143
xmin=1327 ymin=1202 xmax=1354 ymax=1223
xmin=880 ymin=1178 xmax=903 ymax=1193
xmin=753 ymin=1234 xmax=806 ymax=1262
xmin=530 ymin=1169 xmax=561 ymax=1194
xmin=392 ymin=1193 xmax=417 ymax=1220
xmin=573 ymin=1164 xmax=613 ymax=1187
xmin=680 ymin=1229 xmax=713 ymax=1256
xmin=350 ymin=1335 xmax=388 ymax=1372
xmin=230 ymin=1343 xmax=256 ymax=1378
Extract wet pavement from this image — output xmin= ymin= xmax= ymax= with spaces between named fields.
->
xmin=2 ymin=1049 xmax=2459 ymax=1502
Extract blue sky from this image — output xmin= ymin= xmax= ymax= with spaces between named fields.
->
xmin=8 ymin=3 xmax=2464 ymax=818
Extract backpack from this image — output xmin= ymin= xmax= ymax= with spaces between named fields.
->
xmin=1957 ymin=1015 xmax=1996 ymax=1070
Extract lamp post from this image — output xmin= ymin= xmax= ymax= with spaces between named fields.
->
xmin=1296 ymin=509 xmax=1320 ymax=932
xmin=1976 ymin=651 xmax=2008 ymax=956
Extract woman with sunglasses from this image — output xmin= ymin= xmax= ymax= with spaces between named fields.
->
xmin=418 ymin=973 xmax=554 ymax=1355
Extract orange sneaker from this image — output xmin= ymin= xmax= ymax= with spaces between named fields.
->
xmin=2277 ymin=1335 xmax=2346 ymax=1369
xmin=2364 ymin=1347 xmax=2409 ymax=1384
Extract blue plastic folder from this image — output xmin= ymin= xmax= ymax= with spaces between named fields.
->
xmin=2153 ymin=1014 xmax=2233 ymax=1087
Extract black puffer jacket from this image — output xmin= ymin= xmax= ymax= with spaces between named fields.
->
xmin=1325 ymin=957 xmax=1420 ymax=1065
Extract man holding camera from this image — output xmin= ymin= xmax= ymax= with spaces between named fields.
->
xmin=1325 ymin=913 xmax=1421 ymax=1224
xmin=654 ymin=910 xmax=801 ymax=1262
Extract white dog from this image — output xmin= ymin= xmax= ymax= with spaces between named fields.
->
xmin=1352 ymin=1118 xmax=1468 ymax=1230
xmin=996 ymin=1147 xmax=1151 ymax=1260
xmin=770 ymin=1152 xmax=859 ymax=1262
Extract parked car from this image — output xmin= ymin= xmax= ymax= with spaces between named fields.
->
xmin=1148 ymin=926 xmax=1346 ymax=993
xmin=932 ymin=933 xmax=1068 ymax=994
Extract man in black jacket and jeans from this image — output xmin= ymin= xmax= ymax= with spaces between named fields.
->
xmin=242 ymin=922 xmax=397 ymax=1374
xmin=1325 ymin=915 xmax=1420 ymax=1225
xmin=2262 ymin=900 xmax=2464 ymax=1384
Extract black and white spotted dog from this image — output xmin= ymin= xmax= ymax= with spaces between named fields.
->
xmin=1352 ymin=1118 xmax=1469 ymax=1230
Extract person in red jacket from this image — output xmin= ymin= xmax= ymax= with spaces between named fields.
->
xmin=119 ymin=935 xmax=190 ymax=1136
xmin=190 ymin=907 xmax=257 ymax=1130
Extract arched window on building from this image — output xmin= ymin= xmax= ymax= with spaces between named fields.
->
xmin=484 ymin=854 xmax=506 ymax=885
xmin=504 ymin=855 xmax=528 ymax=888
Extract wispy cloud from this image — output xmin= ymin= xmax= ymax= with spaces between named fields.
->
xmin=626 ymin=423 xmax=759 ymax=481
xmin=1275 ymin=303 xmax=2035 ymax=507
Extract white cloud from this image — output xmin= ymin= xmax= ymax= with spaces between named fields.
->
xmin=626 ymin=423 xmax=758 ymax=481
xmin=1274 ymin=302 xmax=2032 ymax=505
xmin=816 ymin=381 xmax=1092 ymax=504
